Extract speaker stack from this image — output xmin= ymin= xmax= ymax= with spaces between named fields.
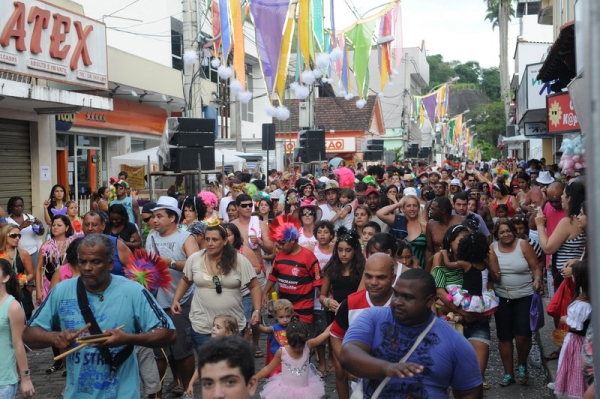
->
xmin=295 ymin=129 xmax=326 ymax=163
xmin=165 ymin=118 xmax=216 ymax=171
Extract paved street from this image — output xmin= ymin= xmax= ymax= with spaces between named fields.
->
xmin=23 ymin=316 xmax=554 ymax=398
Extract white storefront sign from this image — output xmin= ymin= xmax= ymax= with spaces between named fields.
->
xmin=284 ymin=137 xmax=357 ymax=153
xmin=0 ymin=0 xmax=108 ymax=89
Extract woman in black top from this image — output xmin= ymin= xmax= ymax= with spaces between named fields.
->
xmin=104 ymin=204 xmax=142 ymax=250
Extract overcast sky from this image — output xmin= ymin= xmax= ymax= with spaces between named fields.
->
xmin=330 ymin=0 xmax=554 ymax=73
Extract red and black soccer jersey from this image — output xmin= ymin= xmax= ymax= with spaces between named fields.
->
xmin=330 ymin=289 xmax=392 ymax=339
xmin=269 ymin=247 xmax=322 ymax=323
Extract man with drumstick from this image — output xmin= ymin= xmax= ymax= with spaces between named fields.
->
xmin=24 ymin=234 xmax=175 ymax=399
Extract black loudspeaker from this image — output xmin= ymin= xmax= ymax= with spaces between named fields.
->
xmin=295 ymin=147 xmax=326 ymax=163
xmin=165 ymin=148 xmax=215 ymax=171
xmin=262 ymin=123 xmax=276 ymax=150
xmin=363 ymin=151 xmax=384 ymax=161
xmin=298 ymin=130 xmax=325 ymax=148
xmin=367 ymin=139 xmax=385 ymax=152
xmin=175 ymin=118 xmax=215 ymax=133
xmin=169 ymin=132 xmax=215 ymax=147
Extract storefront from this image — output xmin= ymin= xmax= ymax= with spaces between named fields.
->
xmin=0 ymin=0 xmax=112 ymax=215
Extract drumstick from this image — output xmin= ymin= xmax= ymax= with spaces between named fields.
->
xmin=74 ymin=323 xmax=92 ymax=337
xmin=76 ymin=336 xmax=111 ymax=344
xmin=53 ymin=325 xmax=126 ymax=361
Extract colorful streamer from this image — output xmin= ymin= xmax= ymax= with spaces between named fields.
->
xmin=313 ymin=0 xmax=325 ymax=52
xmin=249 ymin=0 xmax=291 ymax=98
xmin=298 ymin=0 xmax=312 ymax=67
xmin=231 ymin=0 xmax=246 ymax=89
xmin=211 ymin=0 xmax=222 ymax=58
xmin=274 ymin=4 xmax=295 ymax=100
xmin=219 ymin=0 xmax=232 ymax=60
xmin=345 ymin=20 xmax=376 ymax=98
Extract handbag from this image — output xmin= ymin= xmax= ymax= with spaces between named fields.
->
xmin=350 ymin=317 xmax=437 ymax=399
xmin=547 ymin=278 xmax=574 ymax=319
xmin=529 ymin=290 xmax=544 ymax=332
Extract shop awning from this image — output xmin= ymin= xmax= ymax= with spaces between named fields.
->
xmin=502 ymin=135 xmax=529 ymax=144
xmin=537 ymin=21 xmax=576 ymax=92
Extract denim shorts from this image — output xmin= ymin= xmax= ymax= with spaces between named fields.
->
xmin=463 ymin=316 xmax=491 ymax=346
xmin=242 ymin=294 xmax=253 ymax=323
xmin=191 ymin=329 xmax=212 ymax=350
xmin=0 ymin=382 xmax=18 ymax=398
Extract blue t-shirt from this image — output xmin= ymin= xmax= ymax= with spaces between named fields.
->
xmin=29 ymin=276 xmax=174 ymax=399
xmin=343 ymin=307 xmax=481 ymax=399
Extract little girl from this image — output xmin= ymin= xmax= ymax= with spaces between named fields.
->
xmin=66 ymin=201 xmax=82 ymax=234
xmin=186 ymin=314 xmax=238 ymax=397
xmin=396 ymin=239 xmax=417 ymax=269
xmin=256 ymin=317 xmax=330 ymax=399
xmin=555 ymin=260 xmax=591 ymax=398
xmin=442 ymin=232 xmax=499 ymax=315
xmin=330 ymin=189 xmax=355 ymax=229
xmin=257 ymin=299 xmax=294 ymax=376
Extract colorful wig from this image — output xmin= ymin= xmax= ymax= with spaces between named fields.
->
xmin=269 ymin=215 xmax=301 ymax=242
xmin=492 ymin=167 xmax=510 ymax=180
xmin=362 ymin=175 xmax=379 ymax=189
xmin=334 ymin=167 xmax=355 ymax=189
xmin=197 ymin=191 xmax=218 ymax=208
xmin=244 ymin=183 xmax=258 ymax=200
xmin=125 ymin=249 xmax=172 ymax=292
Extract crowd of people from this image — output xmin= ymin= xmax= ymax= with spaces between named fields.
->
xmin=0 ymin=156 xmax=593 ymax=399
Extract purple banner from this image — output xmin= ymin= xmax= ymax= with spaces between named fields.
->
xmin=422 ymin=94 xmax=437 ymax=127
xmin=249 ymin=0 xmax=290 ymax=96
xmin=220 ymin=0 xmax=231 ymax=58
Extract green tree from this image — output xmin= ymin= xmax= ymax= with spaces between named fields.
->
xmin=481 ymin=67 xmax=501 ymax=102
xmin=471 ymin=101 xmax=506 ymax=157
xmin=454 ymin=61 xmax=482 ymax=85
xmin=474 ymin=138 xmax=503 ymax=160
xmin=426 ymin=54 xmax=457 ymax=91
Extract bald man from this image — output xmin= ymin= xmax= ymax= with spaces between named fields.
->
xmin=329 ymin=253 xmax=396 ymax=399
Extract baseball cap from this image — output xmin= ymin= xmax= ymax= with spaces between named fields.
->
xmin=450 ymin=179 xmax=462 ymax=187
xmin=114 ymin=180 xmax=129 ymax=188
xmin=364 ymin=187 xmax=380 ymax=197
xmin=141 ymin=201 xmax=157 ymax=214
xmin=403 ymin=187 xmax=417 ymax=197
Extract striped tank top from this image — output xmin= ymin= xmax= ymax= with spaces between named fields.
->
xmin=409 ymin=232 xmax=427 ymax=269
xmin=554 ymin=230 xmax=586 ymax=271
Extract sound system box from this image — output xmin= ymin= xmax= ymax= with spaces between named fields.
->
xmin=165 ymin=148 xmax=216 ymax=172
xmin=262 ymin=123 xmax=276 ymax=151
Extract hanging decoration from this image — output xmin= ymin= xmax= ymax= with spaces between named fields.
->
xmin=345 ymin=19 xmax=377 ymax=100
xmin=211 ymin=0 xmax=222 ymax=58
xmin=219 ymin=0 xmax=232 ymax=61
xmin=558 ymin=136 xmax=585 ymax=176
xmin=378 ymin=9 xmax=393 ymax=91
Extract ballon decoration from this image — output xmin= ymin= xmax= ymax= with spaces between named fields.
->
xmin=558 ymin=135 xmax=585 ymax=176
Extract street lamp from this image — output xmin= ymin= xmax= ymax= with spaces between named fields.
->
xmin=428 ymin=77 xmax=460 ymax=94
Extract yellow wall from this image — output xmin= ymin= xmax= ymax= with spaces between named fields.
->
xmin=542 ymin=139 xmax=554 ymax=161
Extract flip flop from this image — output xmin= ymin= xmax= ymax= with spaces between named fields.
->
xmin=483 ymin=380 xmax=491 ymax=390
xmin=499 ymin=374 xmax=515 ymax=387
xmin=254 ymin=348 xmax=265 ymax=358
xmin=544 ymin=350 xmax=560 ymax=361
xmin=317 ymin=368 xmax=327 ymax=378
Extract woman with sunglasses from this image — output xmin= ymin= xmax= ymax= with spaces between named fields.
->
xmin=0 ymin=224 xmax=34 ymax=320
xmin=294 ymin=198 xmax=322 ymax=251
xmin=6 ymin=196 xmax=44 ymax=275
xmin=284 ymin=189 xmax=299 ymax=215
xmin=171 ymin=223 xmax=262 ymax=350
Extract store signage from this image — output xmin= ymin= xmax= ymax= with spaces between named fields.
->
xmin=55 ymin=113 xmax=75 ymax=131
xmin=546 ymin=92 xmax=581 ymax=134
xmin=524 ymin=122 xmax=551 ymax=138
xmin=284 ymin=137 xmax=356 ymax=153
xmin=0 ymin=0 xmax=108 ymax=89
xmin=516 ymin=62 xmax=549 ymax=124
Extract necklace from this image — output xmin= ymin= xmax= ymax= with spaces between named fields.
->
xmin=89 ymin=290 xmax=106 ymax=302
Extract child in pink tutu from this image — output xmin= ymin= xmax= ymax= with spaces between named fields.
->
xmin=554 ymin=260 xmax=591 ymax=398
xmin=255 ymin=316 xmax=330 ymax=399
xmin=441 ymin=232 xmax=499 ymax=315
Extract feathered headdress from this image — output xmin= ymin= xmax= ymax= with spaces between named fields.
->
xmin=334 ymin=167 xmax=355 ymax=189
xmin=269 ymin=215 xmax=301 ymax=242
xmin=125 ymin=249 xmax=172 ymax=292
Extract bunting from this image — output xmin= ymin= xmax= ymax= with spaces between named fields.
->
xmin=211 ymin=0 xmax=222 ymax=58
xmin=313 ymin=0 xmax=325 ymax=52
xmin=231 ymin=0 xmax=246 ymax=89
xmin=379 ymin=10 xmax=393 ymax=91
xmin=341 ymin=40 xmax=350 ymax=93
xmin=298 ymin=0 xmax=312 ymax=67
xmin=392 ymin=3 xmax=403 ymax=71
xmin=422 ymin=95 xmax=437 ymax=128
xmin=346 ymin=20 xmax=376 ymax=98
xmin=274 ymin=3 xmax=296 ymax=100
xmin=249 ymin=0 xmax=291 ymax=97
xmin=219 ymin=0 xmax=232 ymax=60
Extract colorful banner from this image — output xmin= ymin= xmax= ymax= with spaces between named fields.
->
xmin=211 ymin=0 xmax=222 ymax=58
xmin=379 ymin=10 xmax=393 ymax=91
xmin=298 ymin=0 xmax=312 ymax=67
xmin=345 ymin=20 xmax=376 ymax=98
xmin=422 ymin=94 xmax=437 ymax=128
xmin=392 ymin=3 xmax=403 ymax=71
xmin=231 ymin=0 xmax=246 ymax=89
xmin=219 ymin=0 xmax=232 ymax=59
xmin=249 ymin=0 xmax=290 ymax=97
xmin=275 ymin=5 xmax=295 ymax=100
xmin=313 ymin=0 xmax=325 ymax=52
xmin=447 ymin=119 xmax=456 ymax=142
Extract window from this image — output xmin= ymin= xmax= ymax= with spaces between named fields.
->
xmin=241 ymin=64 xmax=254 ymax=122
xmin=171 ymin=17 xmax=183 ymax=71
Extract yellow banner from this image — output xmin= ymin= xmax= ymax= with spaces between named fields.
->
xmin=299 ymin=0 xmax=312 ymax=67
xmin=120 ymin=165 xmax=145 ymax=189
xmin=275 ymin=7 xmax=296 ymax=100
xmin=231 ymin=0 xmax=246 ymax=89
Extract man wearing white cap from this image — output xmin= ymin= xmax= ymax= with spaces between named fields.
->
xmin=146 ymin=196 xmax=199 ymax=395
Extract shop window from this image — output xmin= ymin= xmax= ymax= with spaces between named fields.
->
xmin=171 ymin=17 xmax=183 ymax=71
xmin=131 ymin=139 xmax=145 ymax=153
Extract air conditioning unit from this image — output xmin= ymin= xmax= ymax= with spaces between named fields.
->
xmin=299 ymin=102 xmax=313 ymax=129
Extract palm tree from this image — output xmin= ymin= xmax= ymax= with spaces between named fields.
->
xmin=484 ymin=0 xmax=515 ymax=120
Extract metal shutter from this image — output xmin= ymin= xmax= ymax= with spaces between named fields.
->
xmin=0 ymin=119 xmax=31 ymax=210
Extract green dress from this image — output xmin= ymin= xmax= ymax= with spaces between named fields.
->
xmin=409 ymin=232 xmax=427 ymax=269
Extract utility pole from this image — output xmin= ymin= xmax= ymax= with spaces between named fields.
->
xmin=401 ymin=52 xmax=410 ymax=150
xmin=232 ymin=94 xmax=243 ymax=151
xmin=182 ymin=0 xmax=203 ymax=118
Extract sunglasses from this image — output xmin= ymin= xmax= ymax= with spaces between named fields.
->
xmin=212 ymin=276 xmax=222 ymax=294
xmin=8 ymin=233 xmax=21 ymax=239
xmin=238 ymin=203 xmax=252 ymax=208
xmin=143 ymin=216 xmax=153 ymax=223
xmin=301 ymin=211 xmax=314 ymax=217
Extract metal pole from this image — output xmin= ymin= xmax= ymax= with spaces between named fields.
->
xmin=197 ymin=153 xmax=203 ymax=192
xmin=586 ymin=0 xmax=600 ymax=384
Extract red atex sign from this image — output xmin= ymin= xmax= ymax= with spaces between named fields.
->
xmin=0 ymin=0 xmax=108 ymax=89
xmin=546 ymin=92 xmax=581 ymax=134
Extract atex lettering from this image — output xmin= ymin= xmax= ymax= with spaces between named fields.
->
xmin=1 ymin=2 xmax=93 ymax=70
xmin=0 ymin=0 xmax=108 ymax=88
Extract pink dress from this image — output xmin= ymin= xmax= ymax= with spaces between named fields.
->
xmin=260 ymin=345 xmax=324 ymax=399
